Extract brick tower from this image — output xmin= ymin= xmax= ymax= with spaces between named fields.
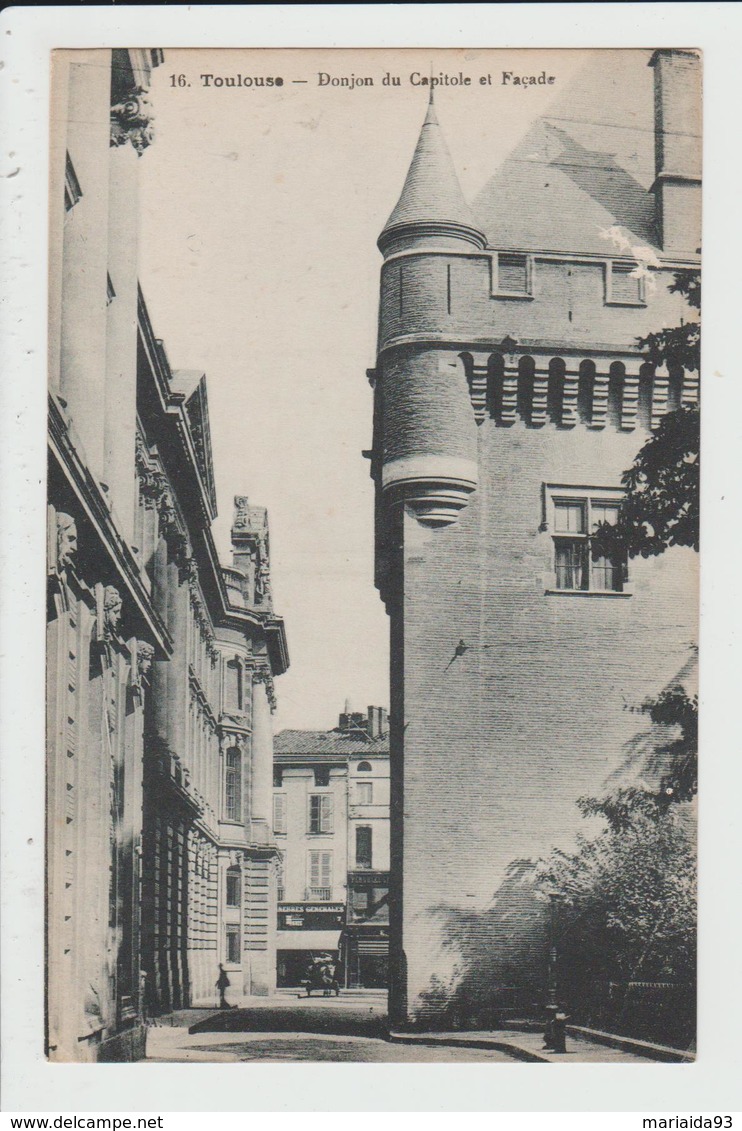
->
xmin=369 ymin=53 xmax=700 ymax=1028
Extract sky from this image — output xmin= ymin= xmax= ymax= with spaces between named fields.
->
xmin=137 ymin=48 xmax=588 ymax=732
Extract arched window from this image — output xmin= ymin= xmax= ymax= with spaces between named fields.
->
xmin=225 ymin=746 xmax=242 ymax=822
xmin=357 ymin=761 xmax=372 ymax=773
xmin=226 ymin=658 xmax=242 ymax=712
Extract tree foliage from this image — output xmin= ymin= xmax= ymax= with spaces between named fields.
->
xmin=592 ymin=270 xmax=700 ymax=560
xmin=538 ymin=651 xmax=698 ymax=1012
xmin=538 ymin=806 xmax=696 ymax=987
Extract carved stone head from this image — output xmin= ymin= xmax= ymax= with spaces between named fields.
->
xmin=103 ymin=585 xmax=123 ymax=638
xmin=56 ymin=512 xmax=77 ymax=572
xmin=136 ymin=641 xmax=155 ymax=681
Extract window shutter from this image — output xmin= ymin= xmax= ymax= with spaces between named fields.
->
xmin=309 ymin=851 xmax=320 ymax=888
xmin=498 ymin=253 xmax=528 ymax=294
xmin=611 ymin=264 xmax=641 ymax=303
xmin=321 ymin=795 xmax=333 ymax=832
xmin=273 ymin=793 xmax=286 ymax=834
xmin=320 ymin=852 xmax=332 ymax=889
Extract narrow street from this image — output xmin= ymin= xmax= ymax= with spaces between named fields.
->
xmin=144 ymin=991 xmax=669 ymax=1064
xmin=145 ymin=991 xmax=514 ymax=1063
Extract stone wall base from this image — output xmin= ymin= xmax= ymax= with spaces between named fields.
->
xmin=98 ymin=1025 xmax=147 ymax=1062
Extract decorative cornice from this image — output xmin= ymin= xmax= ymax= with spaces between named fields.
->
xmin=187 ymin=566 xmax=219 ymax=663
xmin=219 ymin=710 xmax=252 ymax=736
xmin=110 ymin=94 xmax=155 ymax=155
xmin=378 ymin=219 xmax=487 ymax=256
xmin=49 ymin=395 xmax=171 ymax=654
xmin=219 ymin=729 xmax=248 ymax=751
xmin=188 ymin=666 xmax=219 ymax=729
xmin=252 ymin=664 xmax=278 ymax=712
xmin=136 ymin=431 xmax=218 ymax=661
xmin=135 ymin=433 xmax=166 ymax=508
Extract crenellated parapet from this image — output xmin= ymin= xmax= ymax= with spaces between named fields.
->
xmin=373 ymin=339 xmax=697 ymax=534
xmin=460 ymin=349 xmax=698 ymax=432
xmin=372 ymin=94 xmax=699 ymax=536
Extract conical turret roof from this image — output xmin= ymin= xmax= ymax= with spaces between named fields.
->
xmin=379 ymin=96 xmax=486 ymax=251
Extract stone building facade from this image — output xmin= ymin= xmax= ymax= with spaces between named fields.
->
xmin=46 ymin=49 xmax=288 ymax=1061
xmin=368 ymin=50 xmax=700 ymax=1027
xmin=273 ymin=708 xmax=390 ymax=988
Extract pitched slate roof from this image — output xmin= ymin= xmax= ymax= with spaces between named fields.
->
xmin=473 ymin=50 xmax=663 ymax=256
xmin=274 ymin=728 xmax=389 ymax=759
xmin=380 ymin=96 xmax=484 ymax=243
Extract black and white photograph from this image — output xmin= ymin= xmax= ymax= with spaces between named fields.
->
xmin=41 ymin=43 xmax=702 ymax=1068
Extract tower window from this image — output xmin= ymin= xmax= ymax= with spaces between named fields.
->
xmin=494 ymin=252 xmax=533 ymax=297
xmin=606 ymin=261 xmax=645 ymax=306
xmin=546 ymin=486 xmax=628 ymax=594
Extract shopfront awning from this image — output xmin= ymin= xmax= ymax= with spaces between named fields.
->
xmin=276 ymin=930 xmax=342 ymax=951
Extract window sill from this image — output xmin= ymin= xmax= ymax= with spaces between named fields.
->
xmin=545 ymin=589 xmax=632 ymax=598
xmin=604 ymin=299 xmax=647 ymax=308
xmin=491 ymin=291 xmax=534 ymax=301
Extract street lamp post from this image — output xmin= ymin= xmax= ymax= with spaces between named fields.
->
xmin=544 ymin=893 xmax=567 ymax=1053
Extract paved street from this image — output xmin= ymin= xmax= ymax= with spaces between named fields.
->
xmin=145 ymin=991 xmax=666 ymax=1064
xmin=146 ymin=991 xmax=513 ymax=1062
xmin=147 ymin=1026 xmax=514 ymax=1062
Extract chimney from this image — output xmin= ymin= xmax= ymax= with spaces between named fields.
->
xmin=649 ymin=50 xmax=701 ymax=255
xmin=366 ymin=706 xmax=389 ymax=739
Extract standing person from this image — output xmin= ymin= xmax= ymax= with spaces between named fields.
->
xmin=139 ymin=968 xmax=149 ymax=1025
xmin=216 ymin=963 xmax=231 ymax=1009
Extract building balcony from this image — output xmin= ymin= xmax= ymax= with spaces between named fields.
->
xmin=306 ymin=887 xmax=332 ymax=902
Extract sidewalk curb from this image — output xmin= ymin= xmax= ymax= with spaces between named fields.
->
xmin=567 ymin=1025 xmax=695 ymax=1063
xmin=387 ymin=1030 xmax=550 ymax=1063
